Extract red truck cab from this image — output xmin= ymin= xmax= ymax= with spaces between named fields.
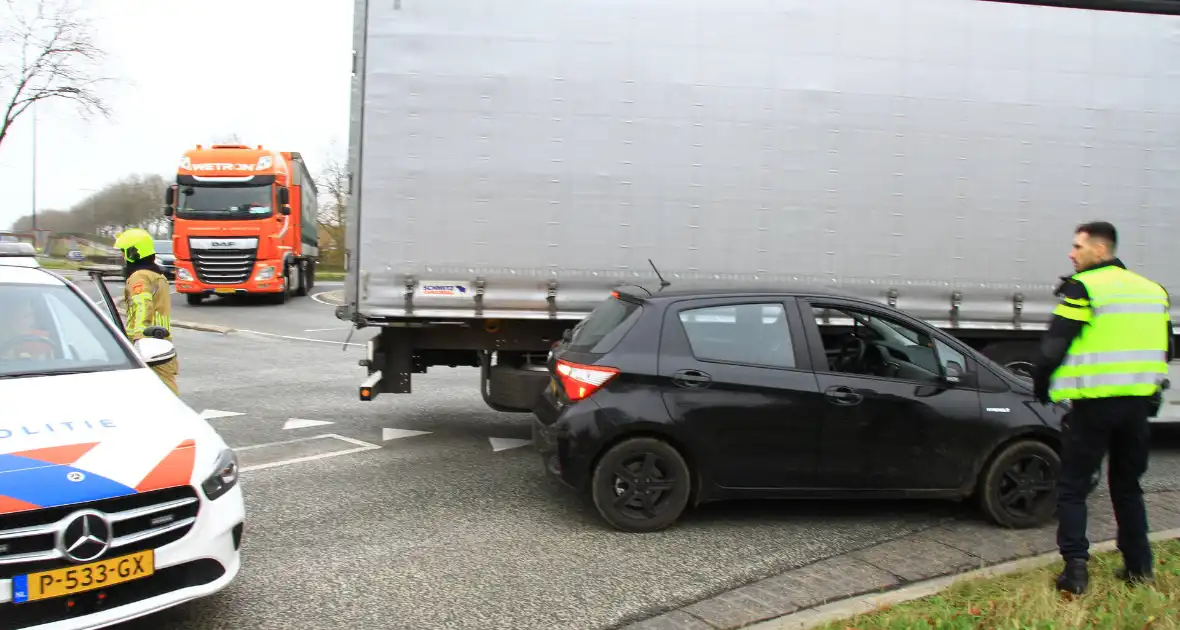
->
xmin=164 ymin=144 xmax=319 ymax=305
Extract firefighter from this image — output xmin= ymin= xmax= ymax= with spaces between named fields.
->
xmin=113 ymin=228 xmax=179 ymax=396
xmin=1032 ymin=220 xmax=1174 ymax=594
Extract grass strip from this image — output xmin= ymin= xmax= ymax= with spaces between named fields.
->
xmin=816 ymin=539 xmax=1180 ymax=629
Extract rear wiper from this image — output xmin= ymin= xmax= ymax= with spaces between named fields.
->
xmin=0 ymin=369 xmax=100 ymax=379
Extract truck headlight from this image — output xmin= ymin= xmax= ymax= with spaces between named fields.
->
xmin=201 ymin=448 xmax=240 ymax=501
xmin=177 ymin=267 xmax=193 ymax=281
xmin=255 ymin=266 xmax=275 ymax=281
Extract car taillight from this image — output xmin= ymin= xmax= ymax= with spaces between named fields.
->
xmin=555 ymin=359 xmax=619 ymax=401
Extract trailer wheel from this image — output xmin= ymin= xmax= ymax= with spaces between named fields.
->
xmin=980 ymin=341 xmax=1039 ymax=378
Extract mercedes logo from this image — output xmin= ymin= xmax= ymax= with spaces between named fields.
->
xmin=58 ymin=511 xmax=112 ymax=563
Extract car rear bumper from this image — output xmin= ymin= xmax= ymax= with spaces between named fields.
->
xmin=532 ymin=386 xmax=595 ymax=491
xmin=2 ymin=484 xmax=246 ymax=630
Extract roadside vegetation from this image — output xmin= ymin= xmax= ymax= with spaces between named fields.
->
xmin=818 ymin=538 xmax=1180 ymax=629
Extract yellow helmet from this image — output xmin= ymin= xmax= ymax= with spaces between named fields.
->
xmin=113 ymin=228 xmax=156 ymax=263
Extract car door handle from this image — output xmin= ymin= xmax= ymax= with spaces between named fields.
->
xmin=824 ymin=385 xmax=863 ymax=406
xmin=672 ymin=369 xmax=712 ymax=388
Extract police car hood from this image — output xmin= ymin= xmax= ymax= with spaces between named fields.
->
xmin=0 ymin=368 xmax=226 ymax=516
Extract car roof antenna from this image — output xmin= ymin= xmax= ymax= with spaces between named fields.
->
xmin=648 ymin=258 xmax=671 ymax=290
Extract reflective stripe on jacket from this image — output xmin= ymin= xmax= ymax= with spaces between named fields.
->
xmin=124 ymin=269 xmax=172 ymax=341
xmin=1049 ymin=265 xmax=1170 ymax=402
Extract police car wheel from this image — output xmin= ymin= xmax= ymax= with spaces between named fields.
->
xmin=977 ymin=439 xmax=1060 ymax=529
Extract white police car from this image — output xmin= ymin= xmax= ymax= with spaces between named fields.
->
xmin=0 ymin=242 xmax=41 ymax=268
xmin=0 ymin=263 xmax=245 ymax=629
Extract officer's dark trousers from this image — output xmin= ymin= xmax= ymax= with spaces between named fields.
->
xmin=1057 ymin=396 xmax=1153 ymax=573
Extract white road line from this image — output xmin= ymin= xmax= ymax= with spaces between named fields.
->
xmin=310 ymin=290 xmax=343 ymax=307
xmin=236 ymin=329 xmax=364 ymax=347
xmin=304 ymin=327 xmax=349 ymax=332
xmin=236 ymin=433 xmax=382 ymax=473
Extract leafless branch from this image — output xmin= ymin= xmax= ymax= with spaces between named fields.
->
xmin=314 ymin=145 xmax=349 ymax=265
xmin=0 ymin=0 xmax=114 ymax=149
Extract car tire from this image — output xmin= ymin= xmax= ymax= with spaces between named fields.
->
xmin=976 ymin=439 xmax=1060 ymax=529
xmin=590 ymin=437 xmax=691 ymax=533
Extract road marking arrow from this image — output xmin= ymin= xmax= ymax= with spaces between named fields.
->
xmin=382 ymin=428 xmax=431 ymax=441
xmin=283 ymin=418 xmax=335 ymax=430
xmin=488 ymin=437 xmax=531 ymax=452
xmin=200 ymin=409 xmax=244 ymax=420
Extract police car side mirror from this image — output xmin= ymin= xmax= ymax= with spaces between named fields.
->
xmin=134 ymin=338 xmax=176 ymax=367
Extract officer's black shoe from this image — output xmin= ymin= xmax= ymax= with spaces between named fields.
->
xmin=1055 ymin=559 xmax=1089 ymax=594
xmin=1114 ymin=567 xmax=1154 ymax=586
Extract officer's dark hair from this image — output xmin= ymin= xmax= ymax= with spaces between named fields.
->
xmin=1076 ymin=221 xmax=1117 ymax=252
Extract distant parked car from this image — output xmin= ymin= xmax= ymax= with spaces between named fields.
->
xmin=65 ymin=250 xmax=85 ymax=262
xmin=154 ymin=239 xmax=175 ymax=280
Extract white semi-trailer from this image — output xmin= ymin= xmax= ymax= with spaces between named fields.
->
xmin=339 ymin=0 xmax=1180 ymax=411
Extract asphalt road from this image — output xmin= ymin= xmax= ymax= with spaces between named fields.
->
xmin=50 ymin=273 xmax=1180 ymax=629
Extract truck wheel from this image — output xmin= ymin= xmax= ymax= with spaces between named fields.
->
xmin=270 ymin=268 xmax=290 ymax=304
xmin=976 ymin=439 xmax=1059 ymax=529
xmin=294 ymin=261 xmax=309 ymax=297
xmin=305 ymin=261 xmax=316 ymax=292
xmin=591 ymin=437 xmax=692 ymax=533
xmin=186 ymin=294 xmax=203 ymax=306
xmin=980 ymin=341 xmax=1039 ymax=379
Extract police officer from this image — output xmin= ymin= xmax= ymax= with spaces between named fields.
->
xmin=1032 ymin=220 xmax=1174 ymax=594
xmin=114 ymin=228 xmax=179 ymax=396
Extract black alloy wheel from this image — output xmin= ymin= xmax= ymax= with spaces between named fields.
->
xmin=590 ymin=437 xmax=691 ymax=533
xmin=977 ymin=439 xmax=1060 ymax=529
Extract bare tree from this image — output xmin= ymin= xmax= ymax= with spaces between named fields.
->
xmin=314 ymin=148 xmax=348 ymax=267
xmin=9 ymin=173 xmax=169 ymax=236
xmin=0 ymin=0 xmax=113 ymax=149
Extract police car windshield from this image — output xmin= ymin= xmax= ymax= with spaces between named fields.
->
xmin=0 ymin=283 xmax=138 ymax=378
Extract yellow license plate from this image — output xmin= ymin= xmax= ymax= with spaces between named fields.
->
xmin=214 ymin=288 xmax=236 ymax=294
xmin=13 ymin=550 xmax=154 ymax=603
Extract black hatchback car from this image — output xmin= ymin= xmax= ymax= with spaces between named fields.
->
xmin=532 ymin=284 xmax=1067 ymax=533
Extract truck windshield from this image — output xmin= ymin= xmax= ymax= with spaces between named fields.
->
xmin=176 ymin=184 xmax=274 ymax=220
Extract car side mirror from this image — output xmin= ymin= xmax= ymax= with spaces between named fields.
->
xmin=933 ymin=359 xmax=962 ymax=385
xmin=562 ymin=328 xmax=573 ymax=342
xmin=134 ymin=338 xmax=176 ymax=367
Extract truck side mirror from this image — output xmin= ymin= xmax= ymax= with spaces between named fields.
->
xmin=280 ymin=204 xmax=291 ymax=216
xmin=278 ymin=187 xmax=290 ymax=205
xmin=164 ymin=185 xmax=177 ymax=216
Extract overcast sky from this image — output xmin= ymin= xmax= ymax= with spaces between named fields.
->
xmin=0 ymin=0 xmax=354 ymax=229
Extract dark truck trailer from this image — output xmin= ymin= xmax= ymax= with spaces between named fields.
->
xmin=339 ymin=0 xmax=1180 ymax=411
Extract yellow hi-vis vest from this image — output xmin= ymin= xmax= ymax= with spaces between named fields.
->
xmin=1048 ymin=265 xmax=1170 ymax=402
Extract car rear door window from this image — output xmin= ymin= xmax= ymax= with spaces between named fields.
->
xmin=677 ymin=303 xmax=795 ymax=368
xmin=567 ymin=295 xmax=642 ymax=353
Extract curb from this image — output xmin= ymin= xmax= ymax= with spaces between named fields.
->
xmin=114 ymin=304 xmax=234 ymax=335
xmin=748 ymin=526 xmax=1180 ymax=629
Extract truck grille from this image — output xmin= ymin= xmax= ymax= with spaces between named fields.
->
xmin=191 ymin=248 xmax=256 ymax=284
xmin=0 ymin=486 xmax=200 ymax=581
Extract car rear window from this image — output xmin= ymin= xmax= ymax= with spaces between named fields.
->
xmin=567 ymin=295 xmax=642 ymax=353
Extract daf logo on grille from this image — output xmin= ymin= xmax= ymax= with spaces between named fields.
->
xmin=210 ymin=241 xmax=234 ymax=248
xmin=58 ymin=511 xmax=112 ymax=563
